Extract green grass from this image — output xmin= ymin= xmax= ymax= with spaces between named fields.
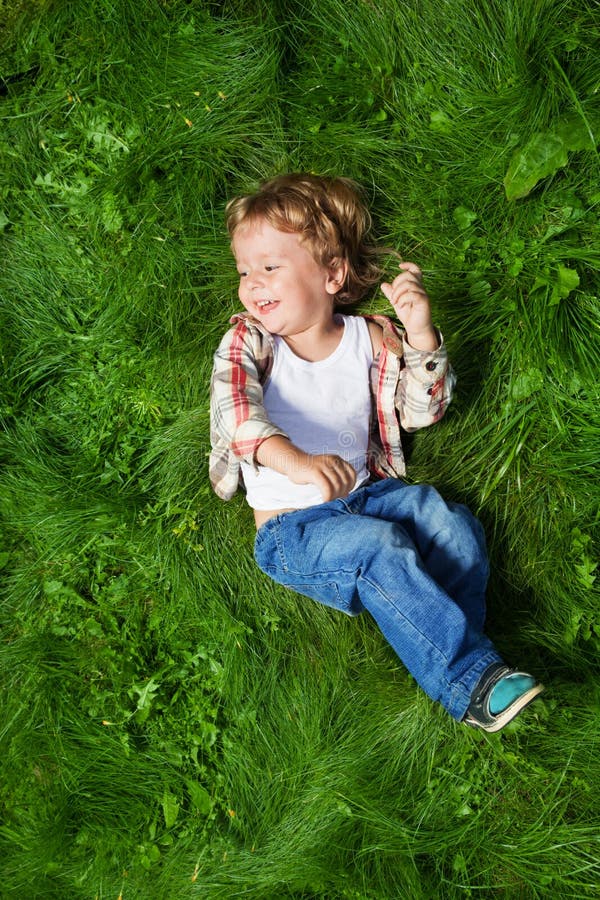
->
xmin=1 ymin=0 xmax=599 ymax=896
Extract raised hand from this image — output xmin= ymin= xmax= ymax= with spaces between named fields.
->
xmin=381 ymin=262 xmax=439 ymax=351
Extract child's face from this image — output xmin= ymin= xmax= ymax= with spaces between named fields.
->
xmin=232 ymin=219 xmax=343 ymax=337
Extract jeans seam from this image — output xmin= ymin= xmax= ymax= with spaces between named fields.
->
xmin=272 ymin=523 xmax=287 ymax=572
xmin=281 ymin=564 xmax=357 ymax=580
xmin=359 ymin=572 xmax=452 ymax=668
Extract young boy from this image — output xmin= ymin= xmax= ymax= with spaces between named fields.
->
xmin=209 ymin=173 xmax=543 ymax=733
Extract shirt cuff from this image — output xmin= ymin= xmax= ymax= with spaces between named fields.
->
xmin=230 ymin=419 xmax=287 ymax=465
xmin=401 ymin=329 xmax=449 ymax=385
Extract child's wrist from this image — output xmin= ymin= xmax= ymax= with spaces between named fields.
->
xmin=256 ymin=436 xmax=309 ymax=476
xmin=405 ymin=325 xmax=439 ymax=352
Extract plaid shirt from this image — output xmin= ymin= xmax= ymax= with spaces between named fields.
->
xmin=209 ymin=313 xmax=455 ymax=501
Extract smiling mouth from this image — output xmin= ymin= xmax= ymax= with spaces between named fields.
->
xmin=257 ymin=299 xmax=279 ymax=311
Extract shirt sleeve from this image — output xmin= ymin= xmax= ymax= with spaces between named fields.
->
xmin=396 ymin=330 xmax=456 ymax=431
xmin=210 ymin=321 xmax=287 ymax=465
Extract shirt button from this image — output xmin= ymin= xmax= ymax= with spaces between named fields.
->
xmin=425 ymin=360 xmax=437 ymax=372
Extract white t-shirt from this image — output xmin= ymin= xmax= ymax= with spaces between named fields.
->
xmin=240 ymin=314 xmax=373 ymax=510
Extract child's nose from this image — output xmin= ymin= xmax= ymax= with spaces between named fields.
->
xmin=247 ymin=271 xmax=264 ymax=289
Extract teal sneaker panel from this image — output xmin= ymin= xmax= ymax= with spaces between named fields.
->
xmin=489 ymin=673 xmax=537 ymax=715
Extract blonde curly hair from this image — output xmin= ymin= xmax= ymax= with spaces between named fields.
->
xmin=225 ymin=173 xmax=393 ymax=302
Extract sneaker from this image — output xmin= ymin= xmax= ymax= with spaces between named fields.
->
xmin=464 ymin=663 xmax=544 ymax=733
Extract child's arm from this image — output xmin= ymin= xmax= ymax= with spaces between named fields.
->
xmin=210 ymin=321 xmax=289 ymax=499
xmin=255 ymin=434 xmax=356 ymax=502
xmin=210 ymin=319 xmax=355 ymax=502
xmin=381 ymin=262 xmax=438 ymax=352
xmin=379 ymin=262 xmax=455 ymax=432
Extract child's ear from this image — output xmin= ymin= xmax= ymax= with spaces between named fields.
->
xmin=325 ymin=257 xmax=348 ymax=295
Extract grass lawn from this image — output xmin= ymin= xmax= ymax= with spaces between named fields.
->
xmin=1 ymin=0 xmax=599 ymax=896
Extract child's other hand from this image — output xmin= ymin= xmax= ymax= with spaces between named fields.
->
xmin=256 ymin=437 xmax=356 ymax=501
xmin=381 ymin=263 xmax=438 ymax=351
xmin=293 ymin=453 xmax=356 ymax=502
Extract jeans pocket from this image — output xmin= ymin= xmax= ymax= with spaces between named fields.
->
xmin=254 ymin=517 xmax=284 ymax=571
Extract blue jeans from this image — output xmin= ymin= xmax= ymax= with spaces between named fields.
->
xmin=254 ymin=478 xmax=504 ymax=721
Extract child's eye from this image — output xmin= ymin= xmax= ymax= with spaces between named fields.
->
xmin=265 ymin=265 xmax=279 ymax=272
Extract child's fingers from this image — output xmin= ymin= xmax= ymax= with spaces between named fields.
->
xmin=310 ymin=455 xmax=356 ymax=502
xmin=398 ymin=260 xmax=423 ymax=279
xmin=383 ymin=280 xmax=428 ymax=307
xmin=383 ymin=266 xmax=423 ymax=294
xmin=381 ymin=275 xmax=421 ymax=299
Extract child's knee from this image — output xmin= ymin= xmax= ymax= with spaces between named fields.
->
xmin=447 ymin=502 xmax=487 ymax=551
